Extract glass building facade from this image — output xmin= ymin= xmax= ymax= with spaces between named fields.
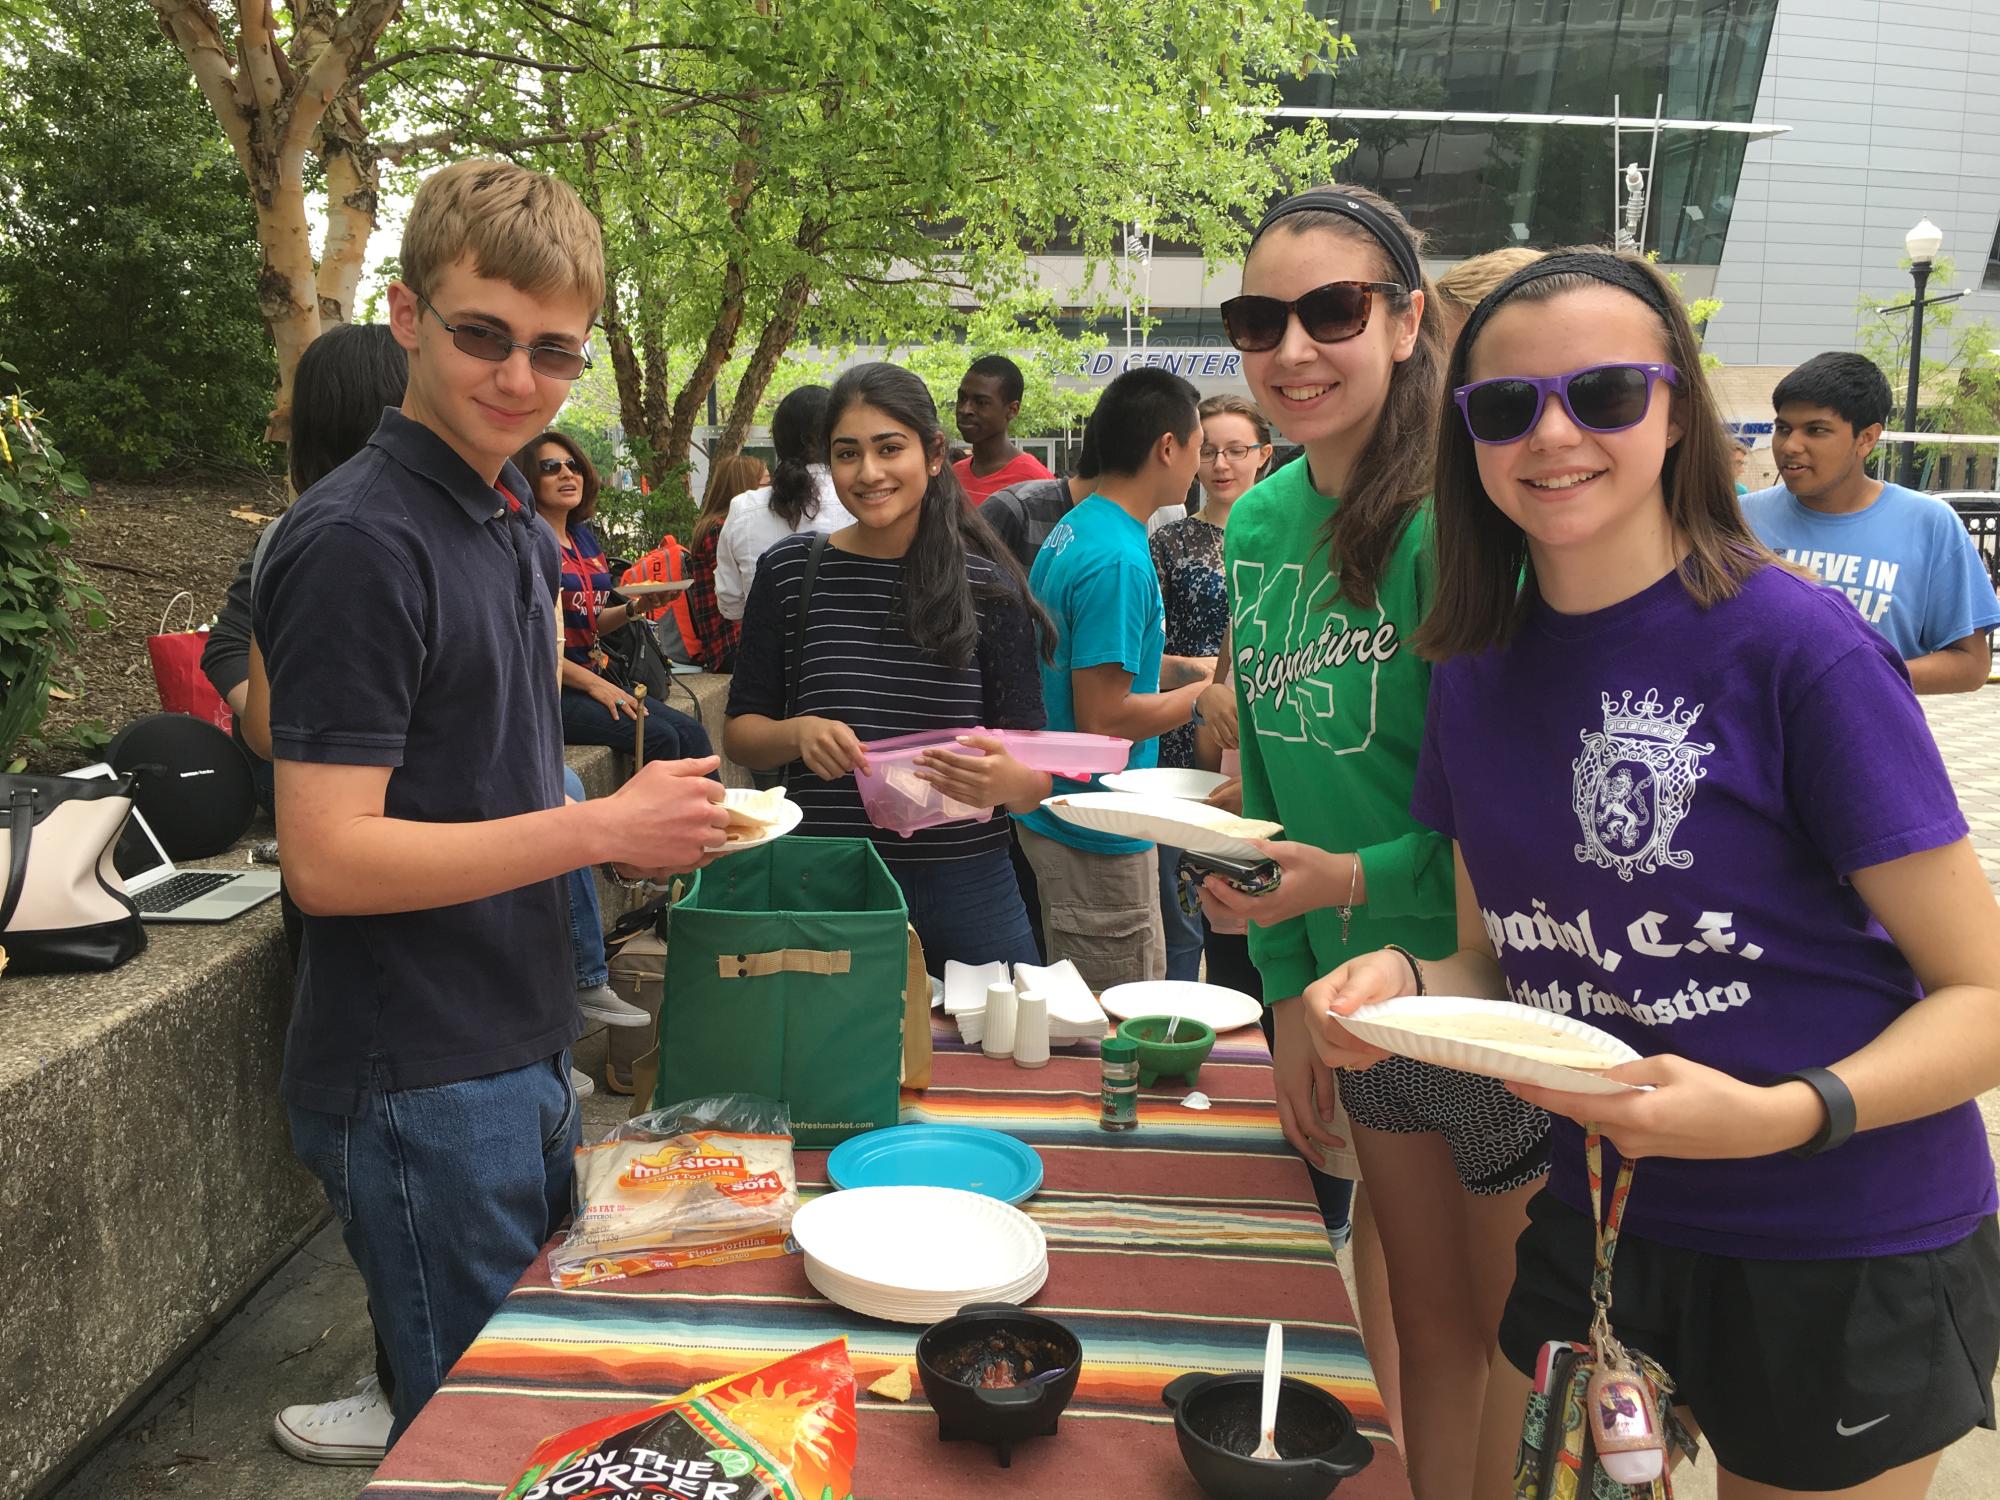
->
xmin=1282 ymin=0 xmax=1780 ymax=262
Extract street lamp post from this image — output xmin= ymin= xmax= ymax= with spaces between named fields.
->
xmin=1901 ymin=215 xmax=1944 ymax=488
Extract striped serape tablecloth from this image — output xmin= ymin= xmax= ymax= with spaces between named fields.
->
xmin=362 ymin=1018 xmax=1410 ymax=1499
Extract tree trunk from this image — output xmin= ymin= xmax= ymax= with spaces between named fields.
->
xmin=712 ymin=269 xmax=812 ymax=467
xmin=658 ymin=256 xmax=748 ymax=481
xmin=579 ymin=138 xmax=654 ymax=475
xmin=250 ymin=167 xmax=322 ymax=445
xmin=314 ymin=90 xmax=379 ymax=327
xmin=150 ymin=0 xmax=401 ymax=442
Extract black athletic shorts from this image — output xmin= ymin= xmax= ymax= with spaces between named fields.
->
xmin=1498 ymin=1190 xmax=2000 ymax=1491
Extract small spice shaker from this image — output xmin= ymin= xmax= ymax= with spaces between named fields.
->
xmin=1099 ymin=1036 xmax=1139 ymax=1131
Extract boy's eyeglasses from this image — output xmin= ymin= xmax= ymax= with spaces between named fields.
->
xmin=1219 ymin=280 xmax=1405 ymax=352
xmin=1200 ymin=443 xmax=1262 ymax=463
xmin=414 ymin=292 xmax=592 ymax=380
xmin=537 ymin=457 xmax=583 ymax=476
xmin=1454 ymin=363 xmax=1680 ymax=445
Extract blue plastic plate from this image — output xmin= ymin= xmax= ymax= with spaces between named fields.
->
xmin=826 ymin=1124 xmax=1043 ymax=1205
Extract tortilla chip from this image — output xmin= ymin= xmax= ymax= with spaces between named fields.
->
xmin=868 ymin=1363 xmax=914 ymax=1402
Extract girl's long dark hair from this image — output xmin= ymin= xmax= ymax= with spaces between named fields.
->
xmin=1413 ymin=248 xmax=1775 ymax=661
xmin=824 ymin=362 xmax=1056 ymax=669
xmin=1246 ymin=185 xmax=1443 ymax=609
xmin=767 ymin=384 xmax=831 ymax=528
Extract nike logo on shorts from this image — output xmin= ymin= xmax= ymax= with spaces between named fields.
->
xmin=1835 ymin=1414 xmax=1890 ymax=1437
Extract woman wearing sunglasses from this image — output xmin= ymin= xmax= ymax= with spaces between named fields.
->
xmin=1308 ymin=250 xmax=2000 ymax=1500
xmin=1201 ymin=186 xmax=1551 ymax=1500
xmin=515 ymin=430 xmax=713 ymax=765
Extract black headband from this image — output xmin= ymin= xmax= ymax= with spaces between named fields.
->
xmin=1252 ymin=189 xmax=1423 ymax=294
xmin=1457 ymin=251 xmax=1678 ymax=356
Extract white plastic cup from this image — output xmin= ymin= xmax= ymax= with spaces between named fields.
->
xmin=1013 ymin=991 xmax=1050 ymax=1069
xmin=983 ymin=981 xmax=1018 ymax=1058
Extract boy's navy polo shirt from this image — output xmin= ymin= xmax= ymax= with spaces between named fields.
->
xmin=254 ymin=408 xmax=577 ymax=1114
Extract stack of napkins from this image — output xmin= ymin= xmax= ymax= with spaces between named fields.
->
xmin=944 ymin=959 xmax=1109 ymax=1048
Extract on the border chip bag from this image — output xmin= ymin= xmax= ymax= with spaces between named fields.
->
xmin=552 ymin=1094 xmax=799 ymax=1289
xmin=501 ymin=1338 xmax=857 ymax=1500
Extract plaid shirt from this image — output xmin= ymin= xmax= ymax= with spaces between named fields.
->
xmin=688 ymin=525 xmax=740 ymax=672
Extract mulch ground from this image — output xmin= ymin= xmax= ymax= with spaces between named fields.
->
xmin=33 ymin=476 xmax=288 ymax=772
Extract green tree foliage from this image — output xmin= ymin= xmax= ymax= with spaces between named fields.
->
xmin=0 ymin=364 xmax=108 ymax=769
xmin=1856 ymin=256 xmax=2000 ymax=484
xmin=420 ymin=0 xmax=1347 ymax=497
xmin=0 ymin=0 xmax=277 ymax=476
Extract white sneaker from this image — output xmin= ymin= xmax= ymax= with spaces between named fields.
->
xmin=272 ymin=1374 xmax=391 ymax=1466
xmin=570 ymin=1065 xmax=596 ymax=1098
xmin=578 ymin=984 xmax=649 ymax=1028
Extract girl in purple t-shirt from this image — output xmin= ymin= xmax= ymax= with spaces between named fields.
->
xmin=1307 ymin=251 xmax=2000 ymax=1499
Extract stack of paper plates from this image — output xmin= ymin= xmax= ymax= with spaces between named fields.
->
xmin=790 ymin=1186 xmax=1048 ymax=1324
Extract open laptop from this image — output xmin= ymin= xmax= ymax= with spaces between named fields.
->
xmin=65 ymin=763 xmax=282 ymax=923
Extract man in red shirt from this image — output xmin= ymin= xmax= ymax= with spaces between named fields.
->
xmin=953 ymin=353 xmax=1053 ymax=504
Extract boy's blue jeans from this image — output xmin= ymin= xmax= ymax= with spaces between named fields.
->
xmin=287 ymin=1052 xmax=581 ymax=1443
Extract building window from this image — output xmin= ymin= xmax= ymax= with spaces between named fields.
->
xmin=1985 ymin=216 xmax=2000 ymax=290
xmin=1278 ymin=0 xmax=1779 ymax=264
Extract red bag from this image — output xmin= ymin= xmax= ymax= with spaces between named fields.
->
xmin=146 ymin=591 xmax=233 ymax=734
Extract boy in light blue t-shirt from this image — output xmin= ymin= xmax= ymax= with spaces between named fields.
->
xmin=1017 ymin=369 xmax=1207 ymax=990
xmin=1743 ymin=352 xmax=1998 ymax=693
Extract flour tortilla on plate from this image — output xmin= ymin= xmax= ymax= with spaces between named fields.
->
xmin=723 ymin=786 xmax=792 ymax=844
xmin=1374 ymin=1011 xmax=1624 ymax=1070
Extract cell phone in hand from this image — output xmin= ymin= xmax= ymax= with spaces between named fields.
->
xmin=1178 ymin=848 xmax=1281 ymax=898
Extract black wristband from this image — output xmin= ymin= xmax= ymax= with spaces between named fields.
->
xmin=1383 ymin=943 xmax=1426 ymax=996
xmin=1778 ymin=1067 xmax=1856 ymax=1158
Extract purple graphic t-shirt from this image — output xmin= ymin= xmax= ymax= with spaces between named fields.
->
xmin=1412 ymin=563 xmax=1994 ymax=1258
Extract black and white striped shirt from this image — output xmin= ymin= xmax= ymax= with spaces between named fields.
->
xmin=727 ymin=532 xmax=1046 ymax=864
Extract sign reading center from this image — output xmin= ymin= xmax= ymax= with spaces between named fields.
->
xmin=1081 ymin=348 xmax=1244 ymax=381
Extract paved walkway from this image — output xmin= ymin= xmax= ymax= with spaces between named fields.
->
xmin=47 ymin=693 xmax=2000 ymax=1500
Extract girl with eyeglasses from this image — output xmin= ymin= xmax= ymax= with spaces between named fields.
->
xmin=1200 ymin=186 xmax=1552 ymax=1499
xmin=515 ymin=429 xmax=714 ymax=766
xmin=1309 ymin=250 xmax=2000 ymax=1500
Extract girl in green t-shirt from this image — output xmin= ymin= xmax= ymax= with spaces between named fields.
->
xmin=1201 ymin=186 xmax=1549 ymax=1500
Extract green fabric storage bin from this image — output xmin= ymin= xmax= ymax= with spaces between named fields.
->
xmin=653 ymin=836 xmax=909 ymax=1147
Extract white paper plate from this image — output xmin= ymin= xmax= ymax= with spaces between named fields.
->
xmin=791 ymin=1187 xmax=1047 ymax=1316
xmin=707 ymin=789 xmax=804 ymax=854
xmin=1100 ymin=768 xmax=1228 ymax=801
xmin=1100 ymin=980 xmax=1263 ymax=1034
xmin=1041 ymin=791 xmax=1277 ymax=860
xmin=1339 ymin=995 xmax=1644 ymax=1096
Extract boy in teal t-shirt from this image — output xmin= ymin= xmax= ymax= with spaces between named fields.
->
xmin=1015 ymin=369 xmax=1207 ymax=989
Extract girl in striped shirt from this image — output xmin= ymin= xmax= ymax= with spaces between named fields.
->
xmin=726 ymin=362 xmax=1056 ymax=971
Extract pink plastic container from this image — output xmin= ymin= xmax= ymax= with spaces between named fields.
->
xmin=854 ymin=728 xmax=1131 ymax=837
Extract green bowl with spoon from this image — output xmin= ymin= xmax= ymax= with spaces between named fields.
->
xmin=1117 ymin=1015 xmax=1218 ymax=1088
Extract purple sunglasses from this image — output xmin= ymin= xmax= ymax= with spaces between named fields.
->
xmin=1454 ymin=362 xmax=1680 ymax=445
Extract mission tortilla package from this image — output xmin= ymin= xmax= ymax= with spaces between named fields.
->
xmin=552 ymin=1094 xmax=799 ymax=1289
xmin=500 ymin=1338 xmax=858 ymax=1500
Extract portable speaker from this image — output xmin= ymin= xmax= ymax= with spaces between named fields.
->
xmin=107 ymin=713 xmax=256 ymax=858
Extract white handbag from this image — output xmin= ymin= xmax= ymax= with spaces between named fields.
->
xmin=0 ymin=772 xmax=146 ymax=972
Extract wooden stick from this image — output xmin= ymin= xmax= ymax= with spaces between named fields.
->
xmin=632 ymin=683 xmax=648 ymax=771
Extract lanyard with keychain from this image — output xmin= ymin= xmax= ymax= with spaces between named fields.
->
xmin=1514 ymin=1131 xmax=1697 ymax=1500
xmin=561 ymin=532 xmax=609 ymax=672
